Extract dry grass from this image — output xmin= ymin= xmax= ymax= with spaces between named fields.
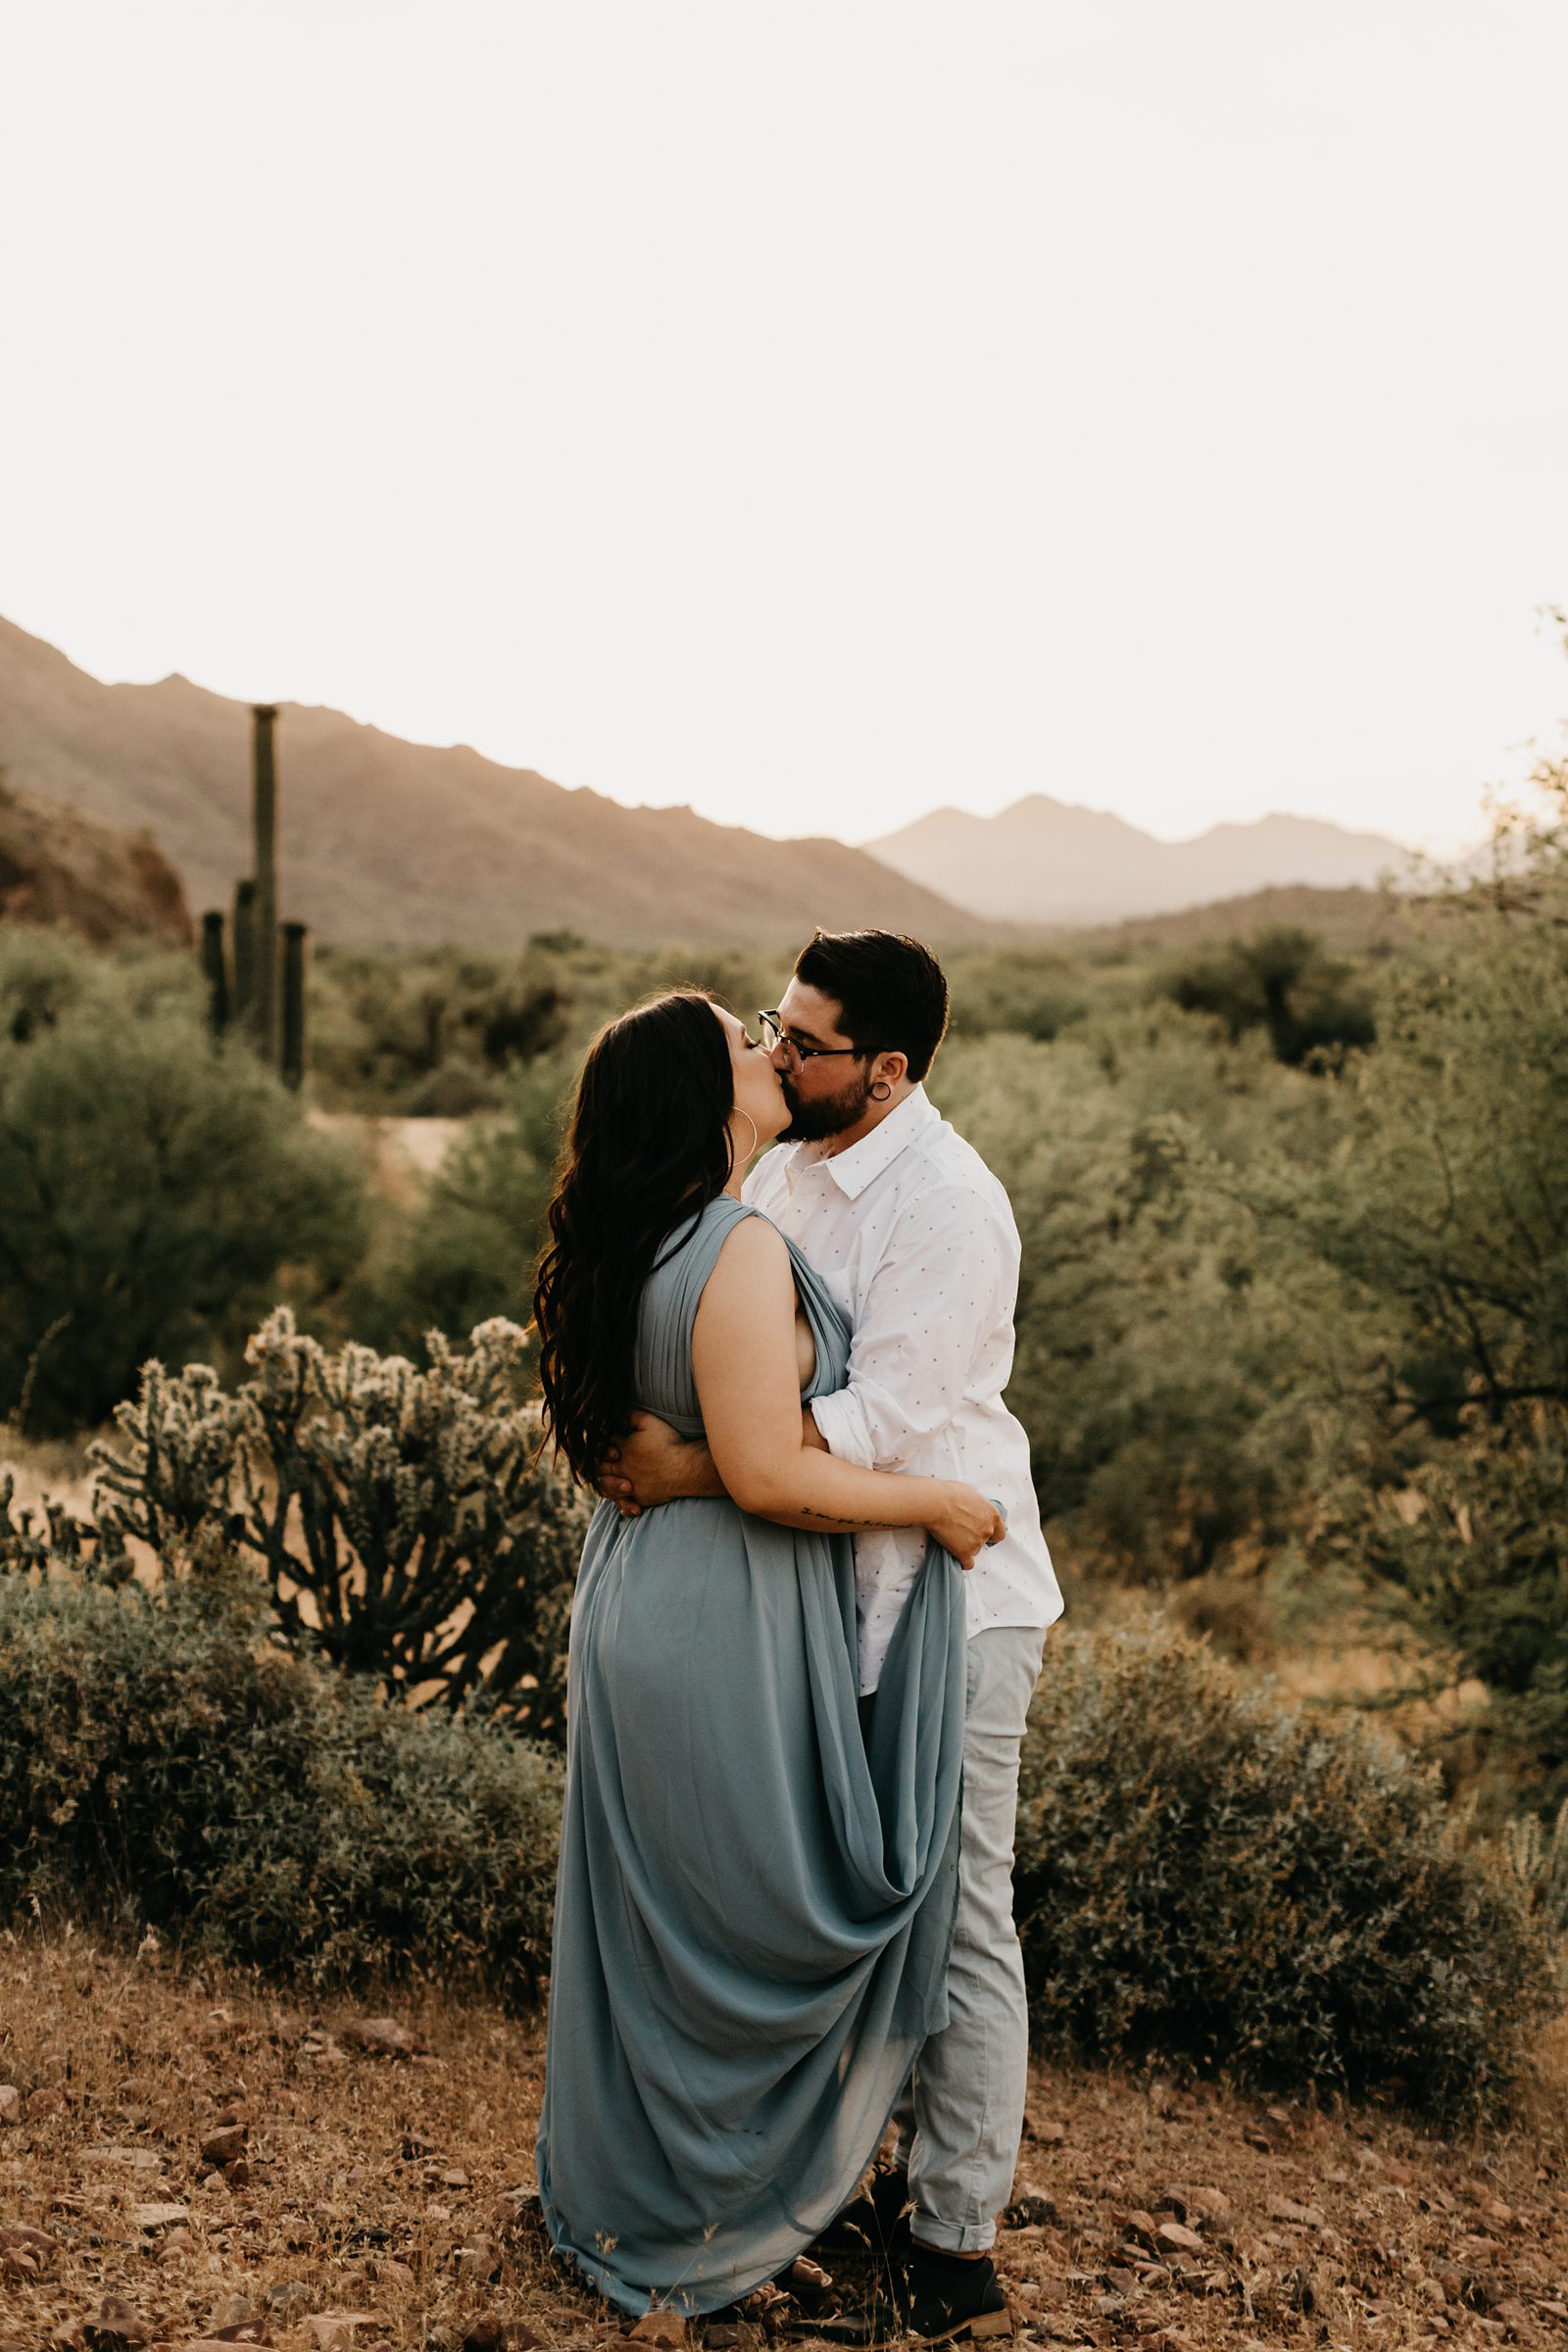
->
xmin=1 ymin=1936 xmax=1564 ymax=2352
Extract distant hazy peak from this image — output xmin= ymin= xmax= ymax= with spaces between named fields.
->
xmin=867 ymin=794 xmax=1410 ymax=926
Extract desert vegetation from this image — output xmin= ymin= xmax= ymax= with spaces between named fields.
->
xmin=2 ymin=759 xmax=1568 ymax=2348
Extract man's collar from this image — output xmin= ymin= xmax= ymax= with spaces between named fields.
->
xmin=785 ymin=1084 xmax=938 ymax=1200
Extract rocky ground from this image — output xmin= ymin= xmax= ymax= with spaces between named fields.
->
xmin=1 ymin=1938 xmax=1564 ymax=2352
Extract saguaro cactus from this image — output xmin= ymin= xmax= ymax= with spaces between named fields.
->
xmin=280 ymin=919 xmax=309 ymax=1091
xmin=231 ymin=878 xmax=256 ymax=1023
xmin=200 ymin=703 xmax=310 ymax=1087
xmin=199 ymin=909 xmax=229 ymax=1037
xmin=251 ymin=705 xmax=280 ymax=1058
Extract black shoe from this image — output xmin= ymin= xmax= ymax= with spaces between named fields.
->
xmin=811 ymin=2159 xmax=910 ymax=2256
xmin=901 ymin=2246 xmax=1012 ymax=2345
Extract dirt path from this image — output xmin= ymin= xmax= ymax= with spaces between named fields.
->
xmin=1 ymin=1941 xmax=1564 ymax=2352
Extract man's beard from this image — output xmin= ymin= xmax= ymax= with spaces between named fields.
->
xmin=780 ymin=1064 xmax=876 ymax=1143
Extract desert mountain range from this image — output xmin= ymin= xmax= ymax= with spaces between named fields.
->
xmin=1 ymin=614 xmax=1417 ymax=946
xmin=868 ymin=797 xmax=1411 ymax=925
xmin=0 ymin=617 xmax=989 ymax=950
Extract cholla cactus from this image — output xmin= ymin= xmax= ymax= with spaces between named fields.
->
xmin=1499 ymin=1800 xmax=1568 ymax=1936
xmin=0 ymin=1471 xmax=132 ymax=1586
xmin=89 ymin=1306 xmax=591 ymax=1740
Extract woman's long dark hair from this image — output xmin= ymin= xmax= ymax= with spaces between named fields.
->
xmin=533 ymin=991 xmax=736 ymax=1484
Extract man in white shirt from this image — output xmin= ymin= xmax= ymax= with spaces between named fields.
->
xmin=600 ymin=930 xmax=1063 ymax=2342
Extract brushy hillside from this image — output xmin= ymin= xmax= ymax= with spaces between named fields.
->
xmin=1051 ymin=881 xmax=1412 ymax=956
xmin=0 ymin=771 xmax=189 ymax=947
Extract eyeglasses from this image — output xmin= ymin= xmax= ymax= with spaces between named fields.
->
xmin=759 ymin=1009 xmax=864 ymax=1063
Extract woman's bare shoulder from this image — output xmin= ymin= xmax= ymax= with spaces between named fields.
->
xmin=710 ymin=1206 xmax=790 ymax=1274
xmin=695 ymin=1206 xmax=793 ymax=1311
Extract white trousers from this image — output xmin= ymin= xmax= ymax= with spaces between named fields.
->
xmin=892 ymin=1623 xmax=1047 ymax=2254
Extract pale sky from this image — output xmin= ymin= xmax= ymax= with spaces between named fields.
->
xmin=3 ymin=1 xmax=1566 ymax=856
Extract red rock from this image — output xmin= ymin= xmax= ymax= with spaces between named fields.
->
xmin=629 ymin=2318 xmax=687 ymax=2347
xmin=207 ymin=2296 xmax=264 ymax=2339
xmin=264 ymin=2281 xmax=315 ymax=2319
xmin=303 ymin=2321 xmax=391 ymax=2352
xmin=84 ymin=2301 xmax=151 ymax=2352
xmin=0 ymin=2224 xmax=54 ymax=2253
xmin=131 ymin=2201 xmax=189 ymax=2231
xmin=200 ymin=2125 xmax=247 ymax=2167
xmin=339 ymin=2018 xmax=417 ymax=2058
xmin=1156 ymin=2221 xmax=1205 ymax=2255
xmin=1268 ymin=2197 xmax=1326 ymax=2229
xmin=0 ymin=2087 xmax=21 ymax=2127
xmin=453 ymin=2237 xmax=501 ymax=2282
xmin=24 ymin=2085 xmax=67 ymax=2121
xmin=1166 ymin=2183 xmax=1231 ymax=2222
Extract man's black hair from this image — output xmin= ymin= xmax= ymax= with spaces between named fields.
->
xmin=793 ymin=930 xmax=950 ymax=1083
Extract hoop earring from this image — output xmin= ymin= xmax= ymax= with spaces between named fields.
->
xmin=731 ymin=1110 xmax=760 ymax=1167
xmin=870 ymin=1081 xmax=892 ymax=1102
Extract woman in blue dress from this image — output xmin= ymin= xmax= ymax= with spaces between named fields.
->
xmin=532 ymin=992 xmax=1004 ymax=2321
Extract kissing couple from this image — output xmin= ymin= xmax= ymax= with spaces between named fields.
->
xmin=532 ymin=930 xmax=1062 ymax=2342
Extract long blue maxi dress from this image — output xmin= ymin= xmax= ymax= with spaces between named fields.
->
xmin=536 ymin=1195 xmax=967 ymax=2317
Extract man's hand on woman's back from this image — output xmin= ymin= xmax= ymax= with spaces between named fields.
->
xmin=597 ymin=1405 xmax=829 ymax=1514
xmin=596 ymin=1412 xmax=722 ymax=1514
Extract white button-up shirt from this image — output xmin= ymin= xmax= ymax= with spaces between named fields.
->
xmin=745 ymin=1084 xmax=1063 ymax=1692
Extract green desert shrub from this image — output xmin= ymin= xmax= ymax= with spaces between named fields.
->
xmin=1160 ymin=924 xmax=1376 ymax=1065
xmin=1248 ymin=799 xmax=1568 ymax=1811
xmin=1013 ymin=1618 xmax=1561 ymax=2119
xmin=946 ymin=948 xmax=1092 ymax=1043
xmin=0 ymin=977 xmax=367 ymax=1432
xmin=931 ymin=1025 xmax=1346 ymax=1583
xmin=0 ymin=1569 xmax=563 ymax=2002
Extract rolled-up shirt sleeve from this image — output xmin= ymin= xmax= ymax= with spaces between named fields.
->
xmin=808 ymin=1181 xmax=1018 ymax=1471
